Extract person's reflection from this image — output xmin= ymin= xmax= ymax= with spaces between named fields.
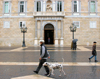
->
xmin=71 ymin=51 xmax=77 ymax=62
xmin=91 ymin=66 xmax=97 ymax=79
xmin=48 ymin=51 xmax=55 ymax=62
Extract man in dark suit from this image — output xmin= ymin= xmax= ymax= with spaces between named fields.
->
xmin=34 ymin=40 xmax=50 ymax=76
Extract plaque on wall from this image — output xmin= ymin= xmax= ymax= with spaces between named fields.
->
xmin=4 ymin=21 xmax=10 ymax=28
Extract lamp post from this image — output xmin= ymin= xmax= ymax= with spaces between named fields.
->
xmin=20 ymin=24 xmax=27 ymax=47
xmin=69 ymin=23 xmax=77 ymax=39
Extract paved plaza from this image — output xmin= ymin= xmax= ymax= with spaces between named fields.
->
xmin=0 ymin=46 xmax=100 ymax=79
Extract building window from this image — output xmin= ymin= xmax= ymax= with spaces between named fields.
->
xmin=74 ymin=1 xmax=77 ymax=12
xmin=73 ymin=0 xmax=79 ymax=12
xmin=90 ymin=1 xmax=96 ymax=12
xmin=57 ymin=1 xmax=62 ymax=11
xmin=73 ymin=21 xmax=80 ymax=28
xmin=90 ymin=21 xmax=96 ymax=28
xmin=19 ymin=1 xmax=27 ymax=13
xmin=19 ymin=21 xmax=26 ymax=28
xmin=37 ymin=1 xmax=41 ymax=11
xmin=4 ymin=1 xmax=11 ymax=14
xmin=4 ymin=21 xmax=10 ymax=28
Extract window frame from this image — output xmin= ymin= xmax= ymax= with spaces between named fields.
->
xmin=89 ymin=0 xmax=97 ymax=13
xmin=34 ymin=0 xmax=42 ymax=12
xmin=72 ymin=0 xmax=80 ymax=13
xmin=19 ymin=1 xmax=27 ymax=13
xmin=19 ymin=21 xmax=26 ymax=28
xmin=90 ymin=1 xmax=96 ymax=13
xmin=90 ymin=21 xmax=96 ymax=28
xmin=4 ymin=21 xmax=10 ymax=28
xmin=57 ymin=1 xmax=62 ymax=12
xmin=37 ymin=1 xmax=41 ymax=12
xmin=4 ymin=1 xmax=11 ymax=14
xmin=73 ymin=21 xmax=80 ymax=28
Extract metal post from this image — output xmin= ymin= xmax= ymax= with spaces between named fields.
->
xmin=73 ymin=31 xmax=74 ymax=39
xmin=22 ymin=32 xmax=26 ymax=47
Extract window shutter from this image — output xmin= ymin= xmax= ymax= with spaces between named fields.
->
xmin=9 ymin=1 xmax=11 ymax=13
xmin=79 ymin=0 xmax=81 ymax=13
xmin=18 ymin=1 xmax=20 ymax=13
xmin=5 ymin=2 xmax=9 ymax=13
xmin=90 ymin=1 xmax=95 ymax=12
xmin=62 ymin=1 xmax=64 ymax=11
xmin=93 ymin=22 xmax=96 ymax=28
xmin=55 ymin=1 xmax=57 ymax=11
xmin=20 ymin=22 xmax=22 ymax=28
xmin=57 ymin=1 xmax=59 ymax=11
xmin=90 ymin=21 xmax=96 ymax=28
xmin=60 ymin=1 xmax=62 ymax=11
xmin=34 ymin=1 xmax=36 ymax=12
xmin=77 ymin=1 xmax=79 ymax=12
xmin=38 ymin=1 xmax=41 ymax=11
xmin=22 ymin=21 xmax=26 ymax=27
xmin=88 ymin=1 xmax=90 ymax=13
xmin=25 ymin=1 xmax=27 ymax=13
xmin=3 ymin=1 xmax=5 ymax=14
xmin=72 ymin=0 xmax=74 ymax=12
xmin=73 ymin=21 xmax=80 ymax=28
xmin=41 ymin=1 xmax=42 ymax=11
xmin=24 ymin=1 xmax=27 ymax=13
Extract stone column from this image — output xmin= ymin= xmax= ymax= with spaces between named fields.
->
xmin=41 ymin=1 xmax=43 ymax=12
xmin=55 ymin=20 xmax=58 ymax=46
xmin=43 ymin=1 xmax=46 ymax=12
xmin=34 ymin=1 xmax=37 ymax=12
xmin=62 ymin=1 xmax=64 ymax=11
xmin=55 ymin=1 xmax=57 ymax=11
xmin=52 ymin=1 xmax=56 ymax=11
xmin=37 ymin=20 xmax=40 ymax=39
xmin=40 ymin=20 xmax=43 ymax=40
xmin=34 ymin=20 xmax=38 ymax=46
xmin=60 ymin=20 xmax=64 ymax=46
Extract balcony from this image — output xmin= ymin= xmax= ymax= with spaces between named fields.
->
xmin=33 ymin=11 xmax=65 ymax=17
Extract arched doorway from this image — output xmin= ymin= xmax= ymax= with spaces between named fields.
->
xmin=44 ymin=24 xmax=54 ymax=44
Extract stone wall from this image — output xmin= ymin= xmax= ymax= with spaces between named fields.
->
xmin=0 ymin=18 xmax=35 ymax=46
xmin=63 ymin=17 xmax=100 ymax=46
xmin=0 ymin=0 xmax=100 ymax=46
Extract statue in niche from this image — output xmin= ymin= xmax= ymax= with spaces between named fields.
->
xmin=46 ymin=0 xmax=52 ymax=11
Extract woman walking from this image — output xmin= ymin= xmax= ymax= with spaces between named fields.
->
xmin=89 ymin=42 xmax=98 ymax=62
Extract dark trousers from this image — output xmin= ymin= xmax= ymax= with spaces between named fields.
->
xmin=89 ymin=55 xmax=97 ymax=60
xmin=36 ymin=59 xmax=49 ymax=74
xmin=73 ymin=43 xmax=76 ymax=50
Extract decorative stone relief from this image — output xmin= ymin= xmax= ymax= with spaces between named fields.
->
xmin=4 ymin=21 xmax=10 ymax=28
xmin=46 ymin=0 xmax=52 ymax=11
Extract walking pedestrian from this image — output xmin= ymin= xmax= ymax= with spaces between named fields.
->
xmin=34 ymin=40 xmax=50 ymax=76
xmin=89 ymin=42 xmax=98 ymax=62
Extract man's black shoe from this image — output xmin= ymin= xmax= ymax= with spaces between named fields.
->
xmin=34 ymin=71 xmax=38 ymax=74
xmin=89 ymin=58 xmax=91 ymax=62
xmin=95 ymin=60 xmax=98 ymax=62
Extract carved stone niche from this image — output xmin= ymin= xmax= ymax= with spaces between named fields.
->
xmin=46 ymin=0 xmax=52 ymax=12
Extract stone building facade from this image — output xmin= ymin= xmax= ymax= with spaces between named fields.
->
xmin=0 ymin=0 xmax=100 ymax=46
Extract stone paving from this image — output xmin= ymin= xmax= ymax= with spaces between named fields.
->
xmin=0 ymin=46 xmax=100 ymax=79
